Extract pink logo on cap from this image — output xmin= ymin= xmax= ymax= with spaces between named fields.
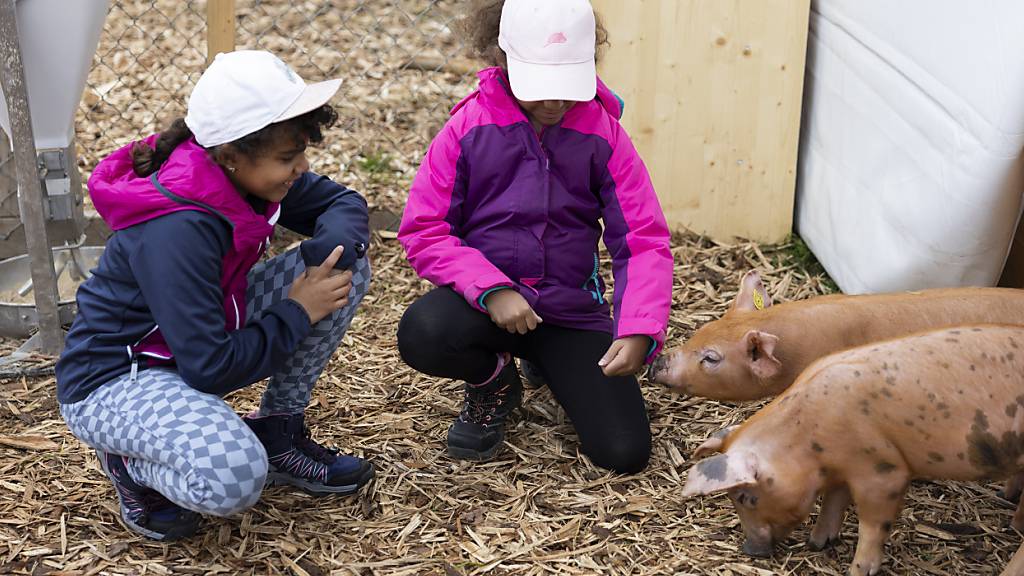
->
xmin=545 ymin=32 xmax=568 ymax=47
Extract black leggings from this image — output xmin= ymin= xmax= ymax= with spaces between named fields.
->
xmin=397 ymin=287 xmax=651 ymax=474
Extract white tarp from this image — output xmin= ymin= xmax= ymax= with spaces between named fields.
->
xmin=796 ymin=0 xmax=1024 ymax=294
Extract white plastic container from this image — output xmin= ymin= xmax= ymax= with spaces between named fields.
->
xmin=796 ymin=0 xmax=1024 ymax=294
xmin=0 ymin=0 xmax=110 ymax=149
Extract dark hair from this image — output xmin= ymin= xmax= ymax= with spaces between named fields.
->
xmin=459 ymin=0 xmax=610 ymax=67
xmin=131 ymin=104 xmax=338 ymax=177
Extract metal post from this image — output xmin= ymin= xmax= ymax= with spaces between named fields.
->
xmin=0 ymin=0 xmax=63 ymax=355
xmin=0 ymin=128 xmax=18 ymax=260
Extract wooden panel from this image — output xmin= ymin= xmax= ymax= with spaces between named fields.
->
xmin=591 ymin=0 xmax=810 ymax=243
xmin=207 ymin=0 xmax=236 ymax=64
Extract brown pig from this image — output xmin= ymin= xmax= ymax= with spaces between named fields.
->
xmin=681 ymin=325 xmax=1024 ymax=576
xmin=649 ymin=270 xmax=1024 ymax=402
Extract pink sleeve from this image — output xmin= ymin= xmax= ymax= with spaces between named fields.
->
xmin=398 ymin=122 xmax=513 ymax=312
xmin=598 ymin=122 xmax=674 ymax=362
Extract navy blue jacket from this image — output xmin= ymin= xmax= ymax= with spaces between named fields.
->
xmin=56 ymin=172 xmax=369 ymax=404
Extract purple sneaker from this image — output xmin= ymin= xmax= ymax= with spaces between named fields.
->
xmin=244 ymin=412 xmax=374 ymax=496
xmin=96 ymin=451 xmax=200 ymax=541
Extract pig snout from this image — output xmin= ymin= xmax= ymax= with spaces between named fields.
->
xmin=648 ymin=353 xmax=687 ymax=392
xmin=648 ymin=355 xmax=668 ymax=382
xmin=741 ymin=536 xmax=773 ymax=558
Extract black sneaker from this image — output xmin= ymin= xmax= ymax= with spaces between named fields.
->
xmin=244 ymin=412 xmax=374 ymax=496
xmin=96 ymin=451 xmax=200 ymax=541
xmin=447 ymin=360 xmax=523 ymax=461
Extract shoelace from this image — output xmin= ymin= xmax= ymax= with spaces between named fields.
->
xmin=294 ymin=426 xmax=338 ymax=464
xmin=461 ymin=383 xmax=513 ymax=425
xmin=268 ymin=448 xmax=328 ymax=483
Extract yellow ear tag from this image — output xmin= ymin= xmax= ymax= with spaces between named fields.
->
xmin=752 ymin=291 xmax=765 ymax=311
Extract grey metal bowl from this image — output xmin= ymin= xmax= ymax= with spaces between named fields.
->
xmin=0 ymin=246 xmax=104 ymax=338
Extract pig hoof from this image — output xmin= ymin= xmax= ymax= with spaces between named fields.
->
xmin=999 ymin=490 xmax=1022 ymax=505
xmin=849 ymin=561 xmax=882 ymax=576
xmin=808 ymin=534 xmax=839 ymax=551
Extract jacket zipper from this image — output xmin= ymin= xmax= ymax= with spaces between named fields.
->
xmin=231 ymin=294 xmax=241 ymax=330
xmin=585 ymin=253 xmax=605 ymax=304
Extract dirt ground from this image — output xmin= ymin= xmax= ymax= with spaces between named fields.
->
xmin=0 ymin=0 xmax=1017 ymax=575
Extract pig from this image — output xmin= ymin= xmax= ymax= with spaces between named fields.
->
xmin=681 ymin=325 xmax=1024 ymax=576
xmin=649 ymin=270 xmax=1024 ymax=402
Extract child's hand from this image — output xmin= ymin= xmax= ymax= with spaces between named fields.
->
xmin=287 ymin=246 xmax=353 ymax=324
xmin=485 ymin=289 xmax=543 ymax=334
xmin=599 ymin=335 xmax=650 ymax=377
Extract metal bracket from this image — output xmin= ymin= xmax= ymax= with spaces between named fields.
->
xmin=37 ymin=147 xmax=76 ymax=221
xmin=0 ymin=329 xmax=64 ymax=372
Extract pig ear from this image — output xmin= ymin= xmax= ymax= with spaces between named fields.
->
xmin=693 ymin=425 xmax=740 ymax=459
xmin=744 ymin=330 xmax=782 ymax=380
xmin=732 ymin=271 xmax=773 ymax=312
xmin=682 ymin=452 xmax=758 ymax=497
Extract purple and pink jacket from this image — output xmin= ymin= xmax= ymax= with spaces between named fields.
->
xmin=56 ymin=136 xmax=369 ymax=404
xmin=399 ymin=68 xmax=673 ymax=359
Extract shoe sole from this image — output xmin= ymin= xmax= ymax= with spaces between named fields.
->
xmin=266 ymin=463 xmax=376 ymax=497
xmin=447 ymin=442 xmax=504 ymax=461
xmin=97 ymin=453 xmax=199 ymax=542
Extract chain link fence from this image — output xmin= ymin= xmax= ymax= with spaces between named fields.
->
xmin=76 ymin=0 xmax=478 ymax=214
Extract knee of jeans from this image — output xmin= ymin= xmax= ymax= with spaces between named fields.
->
xmin=187 ymin=442 xmax=268 ymax=517
xmin=587 ymin=432 xmax=651 ymax=475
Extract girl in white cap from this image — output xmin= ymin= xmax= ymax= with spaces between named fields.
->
xmin=57 ymin=50 xmax=374 ymax=541
xmin=398 ymin=0 xmax=673 ymax=473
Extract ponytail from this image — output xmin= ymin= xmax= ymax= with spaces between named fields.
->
xmin=130 ymin=118 xmax=193 ymax=177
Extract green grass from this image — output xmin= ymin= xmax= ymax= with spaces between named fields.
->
xmin=779 ymin=233 xmax=840 ymax=293
xmin=359 ymin=150 xmax=393 ymax=175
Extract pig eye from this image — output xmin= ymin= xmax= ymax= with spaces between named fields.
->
xmin=700 ymin=350 xmax=722 ymax=367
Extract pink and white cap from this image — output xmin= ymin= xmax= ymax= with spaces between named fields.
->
xmin=497 ymin=0 xmax=597 ymax=102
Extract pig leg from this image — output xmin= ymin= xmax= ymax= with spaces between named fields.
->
xmin=1004 ymin=473 xmax=1024 ymax=504
xmin=809 ymin=485 xmax=851 ymax=550
xmin=1013 ymin=497 xmax=1024 ymax=532
xmin=848 ymin=477 xmax=908 ymax=576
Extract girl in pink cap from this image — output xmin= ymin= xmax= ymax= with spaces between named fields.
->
xmin=398 ymin=0 xmax=673 ymax=473
xmin=58 ymin=51 xmax=374 ymax=541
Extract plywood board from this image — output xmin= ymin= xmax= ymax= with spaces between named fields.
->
xmin=592 ymin=0 xmax=810 ymax=243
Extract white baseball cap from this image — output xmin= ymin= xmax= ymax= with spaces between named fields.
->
xmin=498 ymin=0 xmax=597 ymax=102
xmin=184 ymin=50 xmax=342 ymax=148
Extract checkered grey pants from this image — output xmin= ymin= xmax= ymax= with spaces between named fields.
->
xmin=60 ymin=250 xmax=371 ymax=517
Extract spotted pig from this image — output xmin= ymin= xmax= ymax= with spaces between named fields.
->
xmin=682 ymin=325 xmax=1024 ymax=576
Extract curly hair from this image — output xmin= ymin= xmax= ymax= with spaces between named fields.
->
xmin=458 ymin=0 xmax=610 ymax=67
xmin=130 ymin=104 xmax=338 ymax=177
